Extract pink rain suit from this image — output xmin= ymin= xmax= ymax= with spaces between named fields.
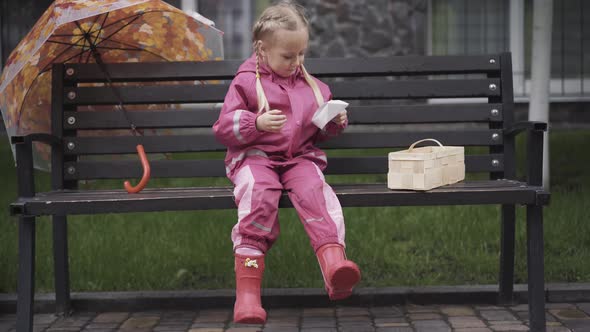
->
xmin=212 ymin=54 xmax=348 ymax=253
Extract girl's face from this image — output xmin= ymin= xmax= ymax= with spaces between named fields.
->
xmin=260 ymin=28 xmax=308 ymax=78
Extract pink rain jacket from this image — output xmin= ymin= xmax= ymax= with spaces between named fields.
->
xmin=213 ymin=54 xmax=347 ymax=178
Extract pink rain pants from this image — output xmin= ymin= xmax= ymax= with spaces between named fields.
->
xmin=230 ymin=156 xmax=345 ymax=253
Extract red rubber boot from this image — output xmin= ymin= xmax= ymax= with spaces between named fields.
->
xmin=233 ymin=254 xmax=266 ymax=324
xmin=316 ymin=244 xmax=361 ymax=300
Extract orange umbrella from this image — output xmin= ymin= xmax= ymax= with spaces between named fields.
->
xmin=0 ymin=0 xmax=224 ymax=179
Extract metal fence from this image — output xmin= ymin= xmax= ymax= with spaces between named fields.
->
xmin=428 ymin=0 xmax=589 ymax=101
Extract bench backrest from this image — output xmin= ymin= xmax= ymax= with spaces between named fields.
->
xmin=51 ymin=54 xmax=515 ymax=189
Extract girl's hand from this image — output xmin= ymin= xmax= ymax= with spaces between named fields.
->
xmin=331 ymin=111 xmax=347 ymax=126
xmin=256 ymin=109 xmax=287 ymax=132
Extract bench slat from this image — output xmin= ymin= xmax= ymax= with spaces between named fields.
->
xmin=65 ymin=84 xmax=229 ymax=105
xmin=64 ymin=134 xmax=225 ymax=155
xmin=63 ymin=103 xmax=503 ymax=130
xmin=10 ymin=181 xmax=547 ymax=216
xmin=346 ymin=104 xmax=503 ymax=124
xmin=318 ymin=130 xmax=502 ymax=149
xmin=325 ymin=155 xmax=502 ymax=174
xmin=331 ymin=79 xmax=500 ymax=100
xmin=65 ymin=159 xmax=226 ymax=179
xmin=65 ymin=61 xmax=241 ymax=82
xmin=63 ymin=130 xmax=503 ymax=155
xmin=63 ymin=155 xmax=503 ymax=180
xmin=308 ymin=55 xmax=501 ymax=76
xmin=63 ymin=55 xmax=501 ymax=82
xmin=64 ymin=110 xmax=219 ymax=129
xmin=64 ymin=79 xmax=501 ymax=105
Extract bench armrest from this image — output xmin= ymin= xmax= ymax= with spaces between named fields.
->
xmin=503 ymin=122 xmax=547 ymax=187
xmin=11 ymin=134 xmax=61 ymax=198
xmin=504 ymin=121 xmax=547 ymax=137
xmin=11 ymin=133 xmax=62 ymax=147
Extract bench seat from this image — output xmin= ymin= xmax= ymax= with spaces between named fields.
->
xmin=12 ymin=180 xmax=549 ymax=216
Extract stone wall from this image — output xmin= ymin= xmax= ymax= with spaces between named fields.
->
xmin=298 ymin=0 xmax=427 ymax=57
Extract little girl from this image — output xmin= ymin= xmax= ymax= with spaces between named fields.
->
xmin=212 ymin=0 xmax=361 ymax=324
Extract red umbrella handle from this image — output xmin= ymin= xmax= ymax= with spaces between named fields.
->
xmin=124 ymin=144 xmax=151 ymax=194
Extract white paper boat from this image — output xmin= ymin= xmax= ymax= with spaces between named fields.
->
xmin=312 ymin=99 xmax=349 ymax=129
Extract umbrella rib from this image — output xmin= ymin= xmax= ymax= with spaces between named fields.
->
xmin=46 ymin=36 xmax=87 ymax=47
xmin=38 ymin=48 xmax=91 ymax=75
xmin=93 ymin=13 xmax=142 ymax=32
xmin=93 ymin=12 xmax=110 ymax=46
xmin=97 ymin=9 xmax=218 ymax=61
xmin=51 ymin=14 xmax=107 ymax=38
xmin=87 ymin=13 xmax=110 ymax=63
xmin=89 ymin=12 xmax=104 ymax=36
xmin=95 ymin=14 xmax=142 ymax=47
xmin=84 ymin=13 xmax=104 ymax=63
xmin=86 ymin=9 xmax=201 ymax=62
xmin=74 ymin=21 xmax=95 ymax=65
xmin=85 ymin=44 xmax=94 ymax=63
xmin=94 ymin=45 xmax=144 ymax=51
xmin=41 ymin=36 xmax=89 ymax=73
xmin=60 ymin=50 xmax=92 ymax=65
xmin=90 ymin=9 xmax=209 ymax=39
xmin=96 ymin=40 xmax=169 ymax=61
xmin=64 ymin=12 xmax=103 ymax=39
xmin=78 ymin=34 xmax=88 ymax=63
xmin=52 ymin=33 xmax=86 ymax=37
xmin=90 ymin=13 xmax=174 ymax=61
xmin=43 ymin=17 xmax=165 ymax=68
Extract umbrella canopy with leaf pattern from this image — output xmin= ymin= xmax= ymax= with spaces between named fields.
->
xmin=0 ymin=0 xmax=223 ymax=171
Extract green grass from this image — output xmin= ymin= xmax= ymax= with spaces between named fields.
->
xmin=1 ymin=130 xmax=589 ymax=293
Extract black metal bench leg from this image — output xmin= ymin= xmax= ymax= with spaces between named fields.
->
xmin=52 ymin=215 xmax=71 ymax=316
xmin=527 ymin=205 xmax=546 ymax=332
xmin=16 ymin=216 xmax=36 ymax=332
xmin=498 ymin=204 xmax=516 ymax=304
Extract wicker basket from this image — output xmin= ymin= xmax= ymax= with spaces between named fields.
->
xmin=387 ymin=139 xmax=465 ymax=191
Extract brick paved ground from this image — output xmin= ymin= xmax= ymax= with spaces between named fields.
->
xmin=1 ymin=302 xmax=590 ymax=332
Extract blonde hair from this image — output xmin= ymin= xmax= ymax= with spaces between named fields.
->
xmin=252 ymin=0 xmax=324 ymax=113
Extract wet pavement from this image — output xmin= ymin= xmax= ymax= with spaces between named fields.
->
xmin=2 ymin=302 xmax=590 ymax=331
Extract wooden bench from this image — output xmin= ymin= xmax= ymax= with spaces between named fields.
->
xmin=10 ymin=53 xmax=550 ymax=331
